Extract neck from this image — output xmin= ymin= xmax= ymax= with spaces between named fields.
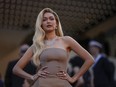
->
xmin=45 ymin=32 xmax=57 ymax=40
xmin=44 ymin=34 xmax=58 ymax=46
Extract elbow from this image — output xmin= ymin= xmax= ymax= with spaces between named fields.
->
xmin=87 ymin=57 xmax=95 ymax=66
xmin=12 ymin=65 xmax=18 ymax=75
xmin=90 ymin=58 xmax=95 ymax=65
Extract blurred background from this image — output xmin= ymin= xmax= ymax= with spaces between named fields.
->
xmin=0 ymin=0 xmax=116 ymax=82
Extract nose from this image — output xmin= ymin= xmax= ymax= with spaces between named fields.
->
xmin=47 ymin=19 xmax=51 ymax=23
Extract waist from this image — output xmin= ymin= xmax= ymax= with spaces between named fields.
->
xmin=47 ymin=73 xmax=58 ymax=78
xmin=40 ymin=65 xmax=66 ymax=74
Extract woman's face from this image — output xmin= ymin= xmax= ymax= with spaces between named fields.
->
xmin=41 ymin=12 xmax=57 ymax=32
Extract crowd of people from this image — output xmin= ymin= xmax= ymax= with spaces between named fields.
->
xmin=69 ymin=40 xmax=116 ymax=87
xmin=0 ymin=7 xmax=116 ymax=87
xmin=4 ymin=44 xmax=37 ymax=87
xmin=3 ymin=40 xmax=115 ymax=87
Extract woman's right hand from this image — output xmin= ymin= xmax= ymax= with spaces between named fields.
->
xmin=27 ymin=66 xmax=49 ymax=85
xmin=32 ymin=66 xmax=49 ymax=80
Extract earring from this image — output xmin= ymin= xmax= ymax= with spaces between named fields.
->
xmin=55 ymin=26 xmax=57 ymax=29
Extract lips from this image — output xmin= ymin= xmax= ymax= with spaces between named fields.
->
xmin=47 ymin=25 xmax=52 ymax=28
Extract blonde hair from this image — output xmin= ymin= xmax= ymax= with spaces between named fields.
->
xmin=32 ymin=8 xmax=64 ymax=66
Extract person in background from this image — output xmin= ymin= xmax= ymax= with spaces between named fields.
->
xmin=88 ymin=40 xmax=116 ymax=87
xmin=4 ymin=44 xmax=37 ymax=87
xmin=73 ymin=66 xmax=85 ymax=87
xmin=13 ymin=8 xmax=94 ymax=87
xmin=69 ymin=56 xmax=94 ymax=87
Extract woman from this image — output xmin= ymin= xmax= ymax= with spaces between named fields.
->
xmin=13 ymin=8 xmax=94 ymax=87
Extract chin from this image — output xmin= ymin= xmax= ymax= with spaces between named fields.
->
xmin=46 ymin=29 xmax=54 ymax=32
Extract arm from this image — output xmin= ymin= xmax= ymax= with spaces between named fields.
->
xmin=65 ymin=36 xmax=94 ymax=83
xmin=12 ymin=46 xmax=34 ymax=81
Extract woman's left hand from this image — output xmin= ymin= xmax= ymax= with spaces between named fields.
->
xmin=56 ymin=70 xmax=76 ymax=83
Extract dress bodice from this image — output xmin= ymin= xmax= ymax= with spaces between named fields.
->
xmin=39 ymin=48 xmax=69 ymax=75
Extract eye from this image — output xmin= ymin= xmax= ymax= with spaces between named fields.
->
xmin=43 ymin=18 xmax=47 ymax=21
xmin=49 ymin=17 xmax=54 ymax=20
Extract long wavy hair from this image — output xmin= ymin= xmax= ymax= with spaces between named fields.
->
xmin=32 ymin=8 xmax=64 ymax=66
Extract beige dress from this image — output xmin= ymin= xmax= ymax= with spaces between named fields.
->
xmin=31 ymin=48 xmax=72 ymax=87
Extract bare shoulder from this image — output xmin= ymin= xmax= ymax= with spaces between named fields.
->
xmin=26 ymin=44 xmax=34 ymax=54
xmin=30 ymin=44 xmax=35 ymax=49
xmin=60 ymin=36 xmax=73 ymax=41
xmin=61 ymin=36 xmax=76 ymax=43
xmin=59 ymin=36 xmax=77 ymax=47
